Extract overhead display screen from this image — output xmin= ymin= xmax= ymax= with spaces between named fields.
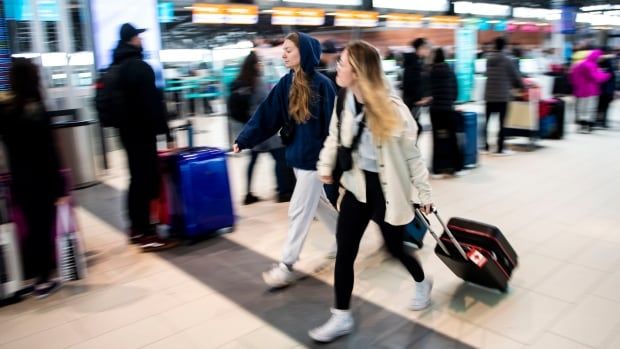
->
xmin=372 ymin=0 xmax=449 ymax=12
xmin=283 ymin=0 xmax=362 ymax=6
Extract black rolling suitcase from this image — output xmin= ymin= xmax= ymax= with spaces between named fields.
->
xmin=416 ymin=208 xmax=518 ymax=293
xmin=549 ymin=98 xmax=565 ymax=139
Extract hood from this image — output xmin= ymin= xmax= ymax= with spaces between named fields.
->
xmin=296 ymin=32 xmax=322 ymax=74
xmin=586 ymin=49 xmax=603 ymax=63
xmin=112 ymin=41 xmax=143 ymax=65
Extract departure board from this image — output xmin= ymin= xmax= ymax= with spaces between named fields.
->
xmin=0 ymin=0 xmax=11 ymax=91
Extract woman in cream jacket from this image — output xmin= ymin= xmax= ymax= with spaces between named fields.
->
xmin=309 ymin=41 xmax=434 ymax=343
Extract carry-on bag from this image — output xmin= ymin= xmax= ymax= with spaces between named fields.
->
xmin=56 ymin=203 xmax=87 ymax=282
xmin=416 ymin=208 xmax=518 ymax=293
xmin=167 ymin=147 xmax=235 ymax=240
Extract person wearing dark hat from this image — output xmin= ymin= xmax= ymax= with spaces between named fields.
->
xmin=112 ymin=23 xmax=177 ymax=252
xmin=318 ymin=40 xmax=340 ymax=89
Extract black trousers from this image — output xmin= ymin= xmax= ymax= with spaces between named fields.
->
xmin=246 ymin=147 xmax=295 ymax=196
xmin=597 ymin=94 xmax=613 ymax=127
xmin=334 ymin=171 xmax=425 ymax=310
xmin=119 ymin=129 xmax=160 ymax=236
xmin=484 ymin=102 xmax=508 ymax=153
xmin=430 ymin=108 xmax=463 ymax=174
xmin=20 ymin=198 xmax=56 ymax=282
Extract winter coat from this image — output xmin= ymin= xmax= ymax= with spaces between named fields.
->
xmin=570 ymin=50 xmax=611 ymax=98
xmin=430 ymin=62 xmax=458 ymax=111
xmin=484 ymin=51 xmax=524 ymax=102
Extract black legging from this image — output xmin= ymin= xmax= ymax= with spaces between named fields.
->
xmin=334 ymin=171 xmax=425 ymax=310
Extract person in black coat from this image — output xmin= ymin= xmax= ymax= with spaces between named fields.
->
xmin=0 ymin=58 xmax=65 ymax=298
xmin=429 ymin=47 xmax=463 ymax=176
xmin=401 ymin=38 xmax=432 ymax=140
xmin=112 ymin=23 xmax=176 ymax=252
xmin=597 ymin=55 xmax=616 ymax=128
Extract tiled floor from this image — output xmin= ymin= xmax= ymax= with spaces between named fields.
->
xmin=1 ymin=101 xmax=619 ymax=348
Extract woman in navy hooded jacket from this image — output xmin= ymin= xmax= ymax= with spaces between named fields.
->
xmin=233 ymin=32 xmax=338 ymax=288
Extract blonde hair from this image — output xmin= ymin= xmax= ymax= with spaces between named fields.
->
xmin=346 ymin=40 xmax=401 ymax=141
xmin=285 ymin=32 xmax=313 ymax=124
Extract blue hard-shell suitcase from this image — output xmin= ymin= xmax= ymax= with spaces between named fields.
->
xmin=168 ymin=147 xmax=235 ymax=239
xmin=455 ymin=111 xmax=478 ymax=168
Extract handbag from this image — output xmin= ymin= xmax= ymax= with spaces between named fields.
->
xmin=55 ymin=203 xmax=87 ymax=282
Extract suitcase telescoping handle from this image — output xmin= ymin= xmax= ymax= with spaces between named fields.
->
xmin=170 ymin=120 xmax=194 ymax=148
xmin=413 ymin=204 xmax=468 ymax=260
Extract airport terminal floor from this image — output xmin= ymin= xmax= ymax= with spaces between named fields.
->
xmin=1 ymin=102 xmax=619 ymax=349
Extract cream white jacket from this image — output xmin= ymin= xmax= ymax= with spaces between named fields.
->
xmin=317 ymin=90 xmax=432 ymax=226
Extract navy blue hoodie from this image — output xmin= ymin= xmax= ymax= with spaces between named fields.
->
xmin=235 ymin=33 xmax=336 ymax=170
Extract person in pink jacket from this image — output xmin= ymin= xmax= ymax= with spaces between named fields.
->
xmin=570 ymin=50 xmax=611 ymax=133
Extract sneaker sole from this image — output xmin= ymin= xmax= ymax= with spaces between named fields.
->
xmin=409 ymin=299 xmax=432 ymax=311
xmin=262 ymin=273 xmax=295 ymax=289
xmin=309 ymin=327 xmax=353 ymax=343
xmin=35 ymin=285 xmax=61 ymax=300
xmin=140 ymin=242 xmax=179 ymax=253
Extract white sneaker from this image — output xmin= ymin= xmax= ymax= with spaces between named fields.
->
xmin=431 ymin=174 xmax=446 ymax=180
xmin=309 ymin=308 xmax=354 ymax=343
xmin=262 ymin=263 xmax=295 ymax=288
xmin=410 ymin=277 xmax=433 ymax=311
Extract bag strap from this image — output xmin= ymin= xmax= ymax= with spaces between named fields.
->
xmin=336 ymin=88 xmax=347 ymax=146
xmin=336 ymin=88 xmax=365 ymax=149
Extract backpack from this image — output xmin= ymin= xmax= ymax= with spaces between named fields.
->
xmin=227 ymin=82 xmax=252 ymax=124
xmin=94 ymin=64 xmax=125 ymax=128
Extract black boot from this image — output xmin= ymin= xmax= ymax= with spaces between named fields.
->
xmin=244 ymin=193 xmax=260 ymax=205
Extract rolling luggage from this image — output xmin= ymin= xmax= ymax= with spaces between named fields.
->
xmin=549 ymin=98 xmax=565 ymax=139
xmin=430 ymin=110 xmax=463 ymax=174
xmin=455 ymin=111 xmax=478 ymax=168
xmin=416 ymin=208 xmax=518 ymax=293
xmin=151 ymin=150 xmax=175 ymax=226
xmin=167 ymin=147 xmax=235 ymax=240
xmin=539 ymin=99 xmax=565 ymax=139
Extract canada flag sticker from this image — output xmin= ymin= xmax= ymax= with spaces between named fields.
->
xmin=467 ymin=249 xmax=488 ymax=268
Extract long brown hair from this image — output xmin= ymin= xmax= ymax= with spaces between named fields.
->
xmin=346 ymin=41 xmax=401 ymax=141
xmin=236 ymin=51 xmax=259 ymax=92
xmin=285 ymin=32 xmax=313 ymax=124
xmin=8 ymin=58 xmax=44 ymax=112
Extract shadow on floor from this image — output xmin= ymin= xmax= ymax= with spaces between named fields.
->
xmin=76 ymin=183 xmax=474 ymax=349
